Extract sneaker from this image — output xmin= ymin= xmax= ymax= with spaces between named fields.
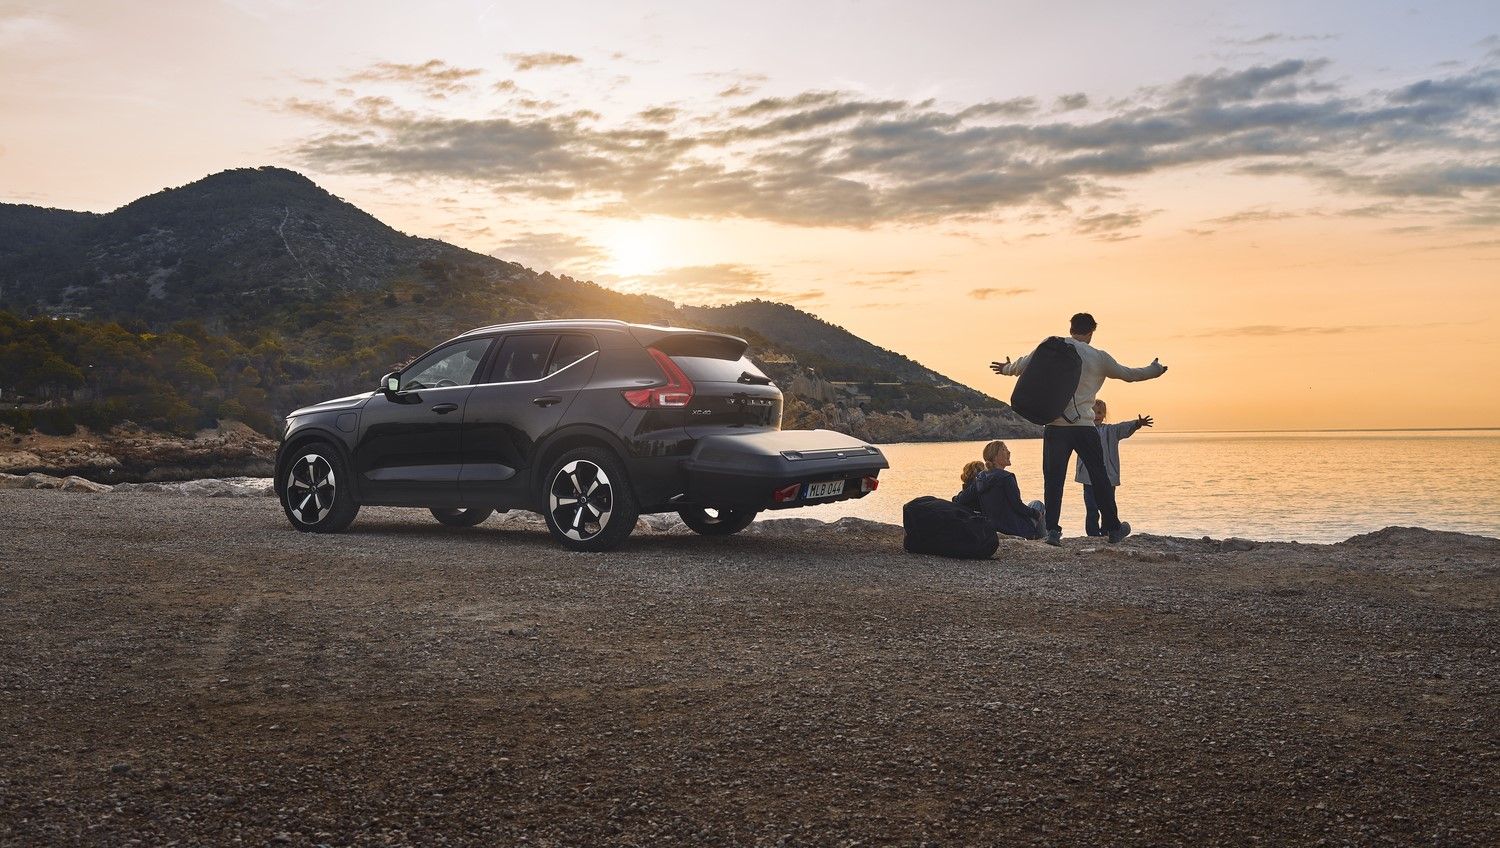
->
xmin=1108 ymin=521 xmax=1132 ymax=544
xmin=1044 ymin=530 xmax=1062 ymax=547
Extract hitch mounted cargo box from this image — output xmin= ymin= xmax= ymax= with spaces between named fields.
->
xmin=682 ymin=429 xmax=889 ymax=510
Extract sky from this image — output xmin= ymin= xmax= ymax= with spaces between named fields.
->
xmin=1 ymin=0 xmax=1497 ymax=430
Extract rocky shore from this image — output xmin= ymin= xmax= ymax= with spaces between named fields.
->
xmin=0 ymin=421 xmax=276 ymax=482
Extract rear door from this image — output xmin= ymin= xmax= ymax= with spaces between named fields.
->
xmin=460 ymin=332 xmax=600 ymax=507
xmin=653 ymin=335 xmax=782 ymax=437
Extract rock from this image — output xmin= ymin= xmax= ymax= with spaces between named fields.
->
xmin=0 ymin=473 xmax=28 ymax=489
xmin=109 ymin=482 xmax=167 ymax=494
xmin=1219 ymin=538 xmax=1259 ymax=552
xmin=747 ymin=518 xmax=825 ymax=535
xmin=106 ymin=477 xmax=274 ymax=497
xmin=23 ymin=472 xmax=63 ymax=490
xmin=824 ymin=516 xmax=902 ymax=536
xmin=109 ymin=763 xmax=131 ymax=775
xmin=641 ymin=513 xmax=685 ymax=532
xmin=0 ymin=451 xmax=43 ymax=472
xmin=1078 ymin=546 xmax=1182 ymax=563
xmin=60 ymin=476 xmax=112 ymax=493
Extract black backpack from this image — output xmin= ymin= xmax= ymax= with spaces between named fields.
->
xmin=1009 ymin=337 xmax=1083 ymax=425
xmin=902 ymin=496 xmax=999 ymax=560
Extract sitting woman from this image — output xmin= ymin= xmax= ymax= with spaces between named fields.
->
xmin=954 ymin=441 xmax=1046 ymax=540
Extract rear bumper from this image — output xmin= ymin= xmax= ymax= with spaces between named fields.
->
xmin=682 ymin=429 xmax=889 ymax=510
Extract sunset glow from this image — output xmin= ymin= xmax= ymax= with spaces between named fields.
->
xmin=2 ymin=0 xmax=1497 ymax=430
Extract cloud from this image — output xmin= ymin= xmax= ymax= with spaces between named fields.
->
xmin=1055 ymin=93 xmax=1089 ymax=111
xmin=346 ymin=60 xmax=483 ymax=98
xmin=968 ymin=287 xmax=1033 ymax=299
xmin=615 ymin=263 xmax=819 ymax=306
xmin=1221 ymin=32 xmax=1338 ymax=46
xmin=0 ymin=11 xmax=68 ymax=46
xmin=1208 ymin=324 xmax=1365 ymax=336
xmin=1075 ymin=209 xmax=1154 ymax=239
xmin=286 ymin=55 xmax=1500 ymax=229
xmin=508 ymin=52 xmax=582 ymax=71
xmin=637 ymin=106 xmax=679 ymax=123
xmin=1179 ymin=322 xmax=1461 ymax=338
xmin=490 ymin=232 xmax=609 ymax=273
xmin=718 ymin=84 xmax=757 ymax=98
xmin=1205 ymin=207 xmax=1302 ymax=225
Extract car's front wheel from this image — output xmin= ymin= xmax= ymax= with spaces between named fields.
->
xmin=541 ymin=447 xmax=638 ymax=552
xmin=430 ymin=507 xmax=495 ymax=527
xmin=678 ymin=506 xmax=758 ymax=536
xmin=280 ymin=442 xmax=359 ymax=533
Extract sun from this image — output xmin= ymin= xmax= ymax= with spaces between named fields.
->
xmin=599 ymin=221 xmax=670 ymax=279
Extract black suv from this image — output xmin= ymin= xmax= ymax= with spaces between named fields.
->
xmin=276 ymin=320 xmax=888 ymax=550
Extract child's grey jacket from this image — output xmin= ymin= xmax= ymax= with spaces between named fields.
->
xmin=1074 ymin=419 xmax=1143 ymax=486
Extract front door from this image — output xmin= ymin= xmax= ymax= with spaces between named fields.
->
xmin=354 ymin=336 xmax=494 ymax=506
xmin=460 ymin=332 xmax=600 ymax=508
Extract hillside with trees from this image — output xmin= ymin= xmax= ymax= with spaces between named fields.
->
xmin=0 ymin=167 xmax=1037 ymax=447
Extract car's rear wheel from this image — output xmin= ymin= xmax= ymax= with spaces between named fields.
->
xmin=430 ymin=507 xmax=495 ymax=527
xmin=678 ymin=506 xmax=758 ymax=536
xmin=281 ymin=442 xmax=359 ymax=533
xmin=541 ymin=447 xmax=638 ymax=552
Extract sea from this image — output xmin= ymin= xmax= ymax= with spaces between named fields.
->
xmin=780 ymin=429 xmax=1500 ymax=543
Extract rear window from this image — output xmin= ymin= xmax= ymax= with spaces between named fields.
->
xmin=547 ymin=334 xmax=598 ymax=376
xmin=668 ymin=355 xmax=766 ymax=383
xmin=653 ymin=333 xmax=765 ymax=383
xmin=488 ymin=334 xmax=556 ymax=382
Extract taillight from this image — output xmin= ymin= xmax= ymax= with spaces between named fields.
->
xmin=861 ymin=476 xmax=880 ymax=493
xmin=622 ymin=347 xmax=696 ymax=409
xmin=772 ymin=483 xmax=800 ymax=503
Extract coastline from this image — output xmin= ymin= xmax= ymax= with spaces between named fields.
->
xmin=5 ymin=469 xmax=1497 ymax=547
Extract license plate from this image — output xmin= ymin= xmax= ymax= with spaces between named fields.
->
xmin=803 ymin=480 xmax=846 ymax=499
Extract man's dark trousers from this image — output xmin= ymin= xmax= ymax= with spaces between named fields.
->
xmin=1042 ymin=425 xmax=1118 ymax=536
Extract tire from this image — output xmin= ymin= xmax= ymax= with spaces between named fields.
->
xmin=281 ymin=441 xmax=359 ymax=533
xmin=540 ymin=446 xmax=639 ymax=552
xmin=430 ymin=507 xmax=495 ymax=527
xmin=678 ymin=506 xmax=758 ymax=536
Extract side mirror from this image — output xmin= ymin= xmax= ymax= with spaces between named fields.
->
xmin=380 ymin=371 xmax=401 ymax=394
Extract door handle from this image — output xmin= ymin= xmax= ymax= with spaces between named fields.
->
xmin=431 ymin=403 xmax=460 ymax=414
xmin=532 ymin=395 xmax=562 ymax=408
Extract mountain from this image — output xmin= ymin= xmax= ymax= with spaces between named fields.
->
xmin=0 ymin=167 xmax=1037 ymax=443
xmin=0 ymin=167 xmax=472 ymax=316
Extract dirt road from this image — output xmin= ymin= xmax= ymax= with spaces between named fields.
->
xmin=1 ymin=490 xmax=1496 ymax=845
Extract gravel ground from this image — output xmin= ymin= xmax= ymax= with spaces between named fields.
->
xmin=1 ymin=490 xmax=1497 ymax=846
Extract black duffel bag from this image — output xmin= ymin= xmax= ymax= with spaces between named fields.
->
xmin=902 ymin=496 xmax=999 ymax=559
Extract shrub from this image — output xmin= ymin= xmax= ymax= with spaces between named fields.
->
xmin=34 ymin=406 xmax=76 ymax=436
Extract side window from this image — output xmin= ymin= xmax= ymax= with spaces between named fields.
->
xmin=546 ymin=334 xmax=599 ymax=376
xmin=487 ymin=334 xmax=557 ymax=383
xmin=400 ymin=338 xmax=492 ymax=391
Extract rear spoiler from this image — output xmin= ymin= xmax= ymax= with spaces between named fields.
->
xmin=627 ymin=325 xmax=749 ymax=360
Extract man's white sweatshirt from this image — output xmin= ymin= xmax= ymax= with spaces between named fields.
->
xmin=1000 ymin=337 xmax=1165 ymax=426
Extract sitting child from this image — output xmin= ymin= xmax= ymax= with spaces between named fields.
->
xmin=960 ymin=460 xmax=987 ymax=487
xmin=954 ymin=441 xmax=1046 ymax=540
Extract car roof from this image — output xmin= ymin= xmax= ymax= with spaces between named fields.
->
xmin=455 ymin=318 xmax=634 ymax=338
xmin=454 ymin=319 xmax=745 ymax=347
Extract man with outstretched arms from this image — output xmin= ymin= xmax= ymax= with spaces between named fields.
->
xmin=990 ymin=312 xmax=1167 ymax=546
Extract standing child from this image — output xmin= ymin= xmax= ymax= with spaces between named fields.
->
xmin=1076 ymin=399 xmax=1154 ymax=536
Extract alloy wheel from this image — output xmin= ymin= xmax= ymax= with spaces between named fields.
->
xmin=286 ymin=453 xmax=336 ymax=525
xmin=548 ymin=459 xmax=613 ymax=541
